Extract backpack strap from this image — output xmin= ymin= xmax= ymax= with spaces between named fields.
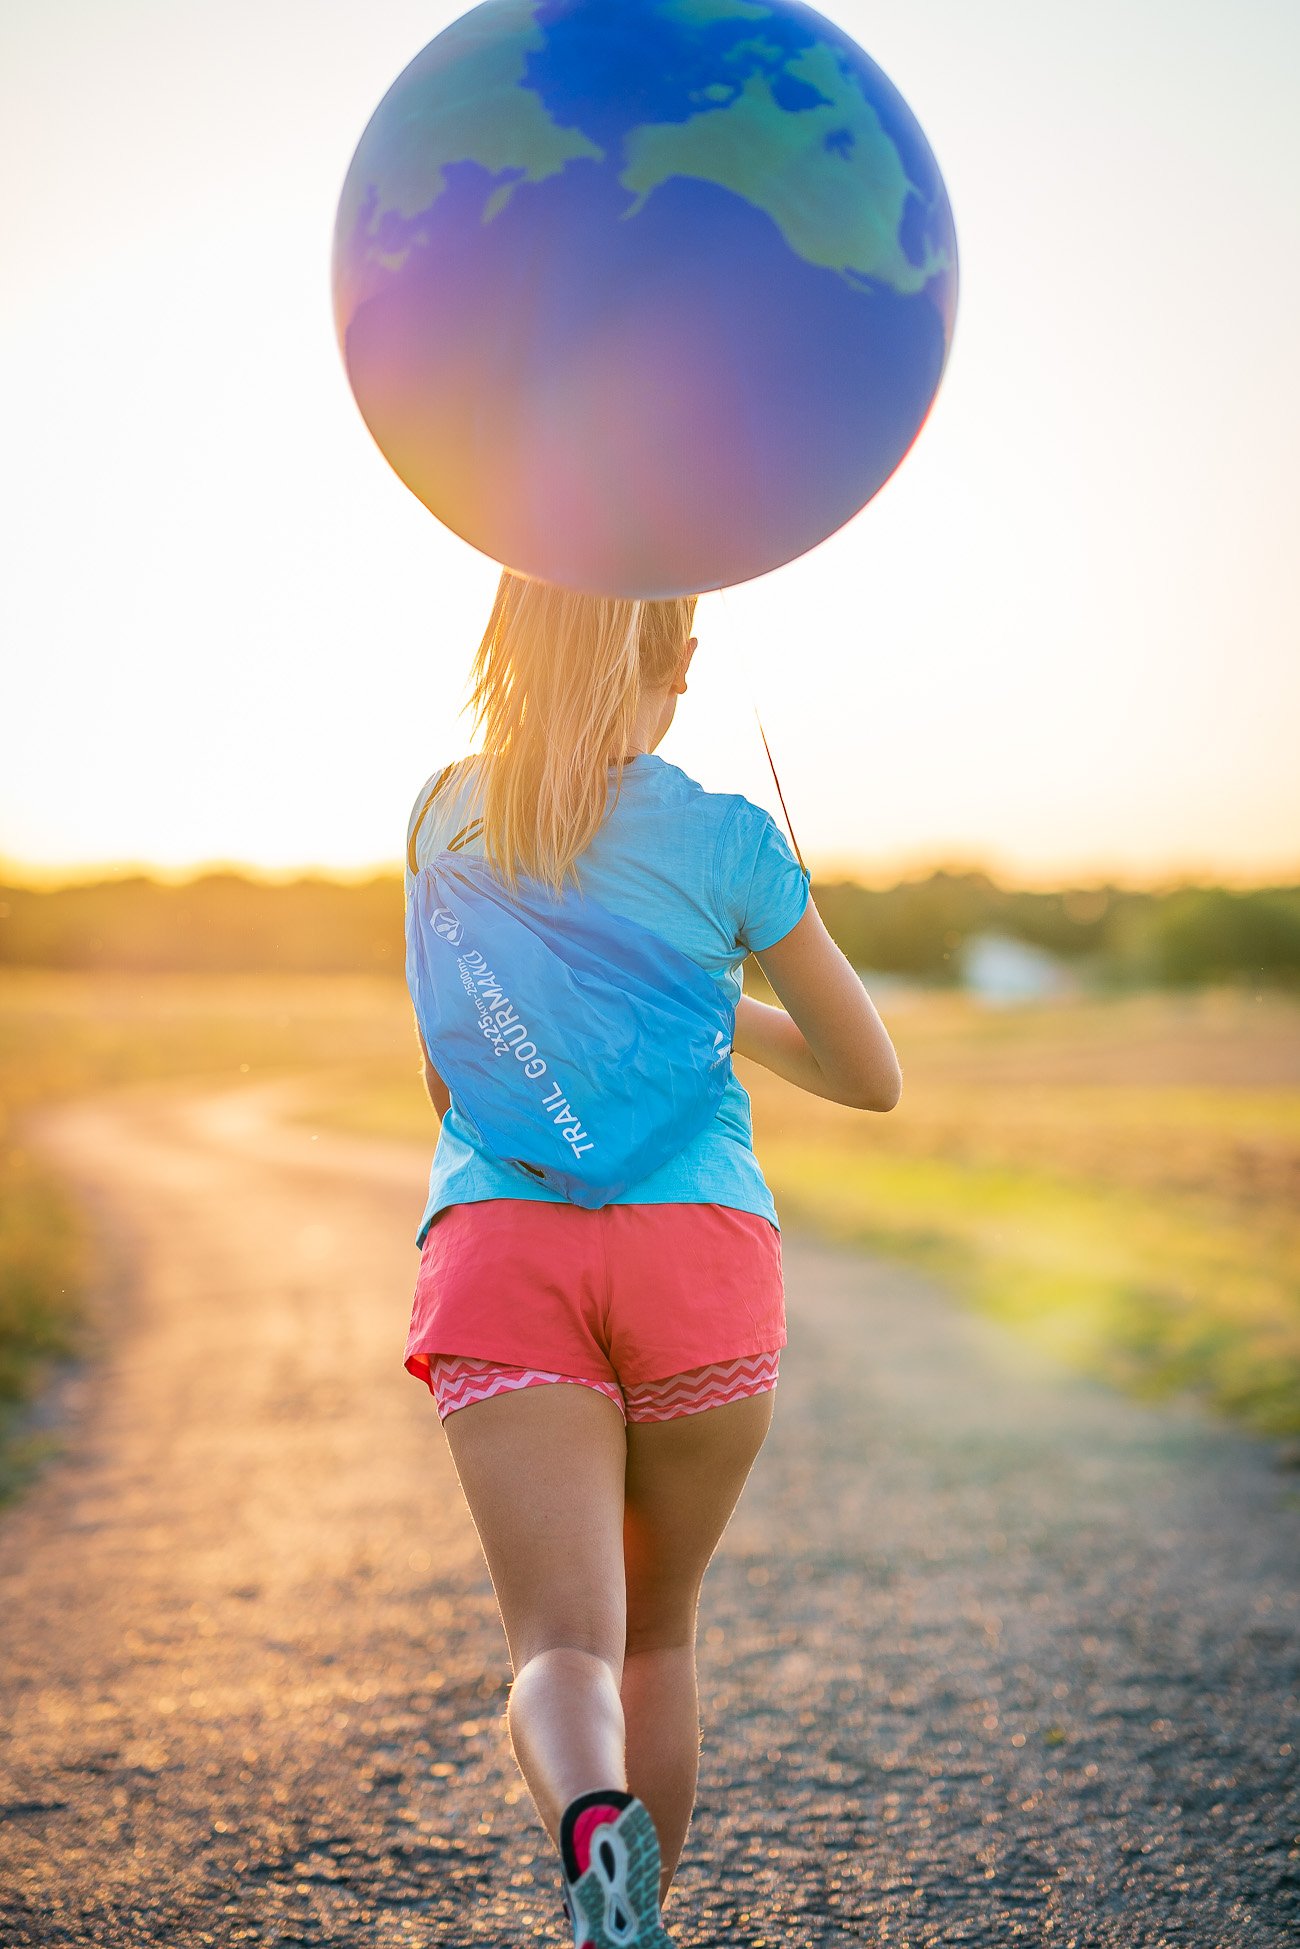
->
xmin=408 ymin=760 xmax=485 ymax=874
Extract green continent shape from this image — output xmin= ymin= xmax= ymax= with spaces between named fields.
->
xmin=619 ymin=40 xmax=950 ymax=292
xmin=345 ymin=0 xmax=601 ymax=262
xmin=657 ymin=0 xmax=774 ymax=23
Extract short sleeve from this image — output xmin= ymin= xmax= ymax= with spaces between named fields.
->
xmin=716 ymin=798 xmax=812 ymax=954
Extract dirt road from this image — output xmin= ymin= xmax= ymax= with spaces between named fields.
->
xmin=1 ymin=1081 xmax=1297 ymax=1947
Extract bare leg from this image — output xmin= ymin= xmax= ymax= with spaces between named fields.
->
xmin=622 ymin=1390 xmax=775 ymax=1901
xmin=506 ymin=1646 xmax=626 ymax=1836
xmin=441 ymin=1377 xmax=774 ymax=1896
xmin=619 ymin=1644 xmax=699 ymax=1882
xmin=441 ymin=1381 xmax=629 ymax=1845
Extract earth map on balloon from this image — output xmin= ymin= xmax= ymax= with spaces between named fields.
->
xmin=334 ymin=0 xmax=958 ymax=595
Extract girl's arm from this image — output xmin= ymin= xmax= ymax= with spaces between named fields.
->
xmin=734 ymin=893 xmax=903 ymax=1112
xmin=414 ymin=1019 xmax=451 ymax=1119
xmin=733 ymin=994 xmax=856 ymax=1103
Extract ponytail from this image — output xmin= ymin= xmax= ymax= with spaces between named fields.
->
xmin=461 ymin=570 xmax=697 ymax=898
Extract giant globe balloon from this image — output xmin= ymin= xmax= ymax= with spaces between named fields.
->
xmin=332 ymin=0 xmax=958 ymax=597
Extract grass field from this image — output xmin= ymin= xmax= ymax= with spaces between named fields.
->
xmin=2 ymin=972 xmax=1298 ymax=1466
xmin=740 ymin=984 xmax=1300 ymax=1430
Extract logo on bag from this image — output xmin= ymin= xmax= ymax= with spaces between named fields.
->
xmin=431 ymin=907 xmax=463 ymax=945
xmin=711 ymin=1029 xmax=731 ymax=1067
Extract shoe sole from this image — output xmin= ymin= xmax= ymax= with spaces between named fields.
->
xmin=569 ymin=1798 xmax=672 ymax=1948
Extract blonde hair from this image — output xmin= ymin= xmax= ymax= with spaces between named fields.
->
xmin=460 ymin=569 xmax=698 ymax=899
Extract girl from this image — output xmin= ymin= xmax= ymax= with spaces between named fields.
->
xmin=402 ymin=572 xmax=902 ymax=1947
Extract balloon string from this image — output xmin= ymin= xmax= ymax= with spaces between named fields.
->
xmin=753 ymin=705 xmax=807 ymax=878
xmin=716 ymin=588 xmax=808 ymax=878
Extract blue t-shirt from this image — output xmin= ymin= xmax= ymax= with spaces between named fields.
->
xmin=405 ymin=751 xmax=811 ymax=1244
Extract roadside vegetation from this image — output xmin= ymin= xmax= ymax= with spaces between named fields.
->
xmin=742 ymin=982 xmax=1300 ymax=1436
xmin=0 ymin=1149 xmax=85 ymax=1499
xmin=3 ymin=866 xmax=1298 ymax=989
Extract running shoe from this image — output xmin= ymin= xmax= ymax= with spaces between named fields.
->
xmin=558 ymin=1790 xmax=675 ymax=1948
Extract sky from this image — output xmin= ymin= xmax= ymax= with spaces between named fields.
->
xmin=2 ymin=0 xmax=1298 ymax=891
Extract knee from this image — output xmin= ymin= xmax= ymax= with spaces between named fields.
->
xmin=510 ymin=1641 xmax=624 ymax=1697
xmin=625 ymin=1583 xmax=700 ymax=1658
xmin=502 ymin=1585 xmax=625 ymax=1679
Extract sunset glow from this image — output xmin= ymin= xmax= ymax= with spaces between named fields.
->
xmin=2 ymin=0 xmax=1297 ymax=888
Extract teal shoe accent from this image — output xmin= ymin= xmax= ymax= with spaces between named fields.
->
xmin=561 ymin=1796 xmax=675 ymax=1948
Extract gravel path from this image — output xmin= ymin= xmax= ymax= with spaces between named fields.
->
xmin=1 ymin=1080 xmax=1297 ymax=1947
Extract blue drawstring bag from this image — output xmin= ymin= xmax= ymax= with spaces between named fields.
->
xmin=405 ymin=848 xmax=736 ymax=1207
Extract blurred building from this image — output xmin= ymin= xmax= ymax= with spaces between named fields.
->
xmin=958 ymin=932 xmax=1080 ymax=1006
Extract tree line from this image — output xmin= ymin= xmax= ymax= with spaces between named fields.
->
xmin=0 ymin=867 xmax=1297 ymax=989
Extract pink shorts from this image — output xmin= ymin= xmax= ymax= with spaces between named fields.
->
xmin=405 ymin=1199 xmax=786 ymax=1423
